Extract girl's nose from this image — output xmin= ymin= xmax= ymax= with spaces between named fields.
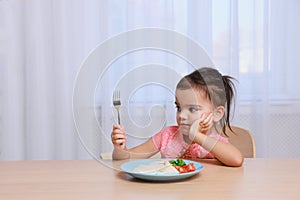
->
xmin=178 ymin=110 xmax=188 ymax=120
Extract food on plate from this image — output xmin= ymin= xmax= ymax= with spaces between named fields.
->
xmin=169 ymin=159 xmax=196 ymax=173
xmin=132 ymin=160 xmax=179 ymax=175
xmin=169 ymin=158 xmax=186 ymax=166
xmin=132 ymin=159 xmax=196 ymax=175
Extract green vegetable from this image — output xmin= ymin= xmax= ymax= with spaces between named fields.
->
xmin=169 ymin=159 xmax=186 ymax=167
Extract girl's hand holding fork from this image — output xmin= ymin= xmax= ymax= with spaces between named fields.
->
xmin=111 ymin=124 xmax=131 ymax=160
xmin=111 ymin=124 xmax=126 ymax=149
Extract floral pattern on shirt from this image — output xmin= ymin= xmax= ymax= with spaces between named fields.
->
xmin=152 ymin=126 xmax=228 ymax=159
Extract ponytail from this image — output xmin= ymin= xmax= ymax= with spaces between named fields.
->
xmin=221 ymin=75 xmax=237 ymax=135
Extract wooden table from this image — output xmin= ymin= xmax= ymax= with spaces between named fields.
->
xmin=0 ymin=158 xmax=299 ymax=200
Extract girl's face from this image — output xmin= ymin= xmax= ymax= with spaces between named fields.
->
xmin=175 ymin=88 xmax=214 ymax=135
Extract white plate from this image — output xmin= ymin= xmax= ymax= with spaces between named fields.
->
xmin=120 ymin=159 xmax=204 ymax=181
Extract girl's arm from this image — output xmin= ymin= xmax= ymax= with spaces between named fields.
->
xmin=189 ymin=117 xmax=244 ymax=167
xmin=111 ymin=124 xmax=159 ymax=160
xmin=193 ymin=133 xmax=244 ymax=167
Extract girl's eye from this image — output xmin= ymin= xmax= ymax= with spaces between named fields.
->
xmin=189 ymin=107 xmax=198 ymax=113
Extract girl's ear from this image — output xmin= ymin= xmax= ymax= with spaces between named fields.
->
xmin=213 ymin=106 xmax=225 ymax=122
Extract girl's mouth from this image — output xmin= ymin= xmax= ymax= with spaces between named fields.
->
xmin=179 ymin=124 xmax=190 ymax=135
xmin=179 ymin=124 xmax=190 ymax=127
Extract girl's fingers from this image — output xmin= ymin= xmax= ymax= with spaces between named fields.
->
xmin=203 ymin=113 xmax=213 ymax=123
xmin=198 ymin=113 xmax=214 ymax=133
xmin=112 ymin=132 xmax=126 ymax=138
xmin=199 ymin=113 xmax=206 ymax=121
xmin=112 ymin=124 xmax=126 ymax=135
xmin=113 ymin=124 xmax=124 ymax=131
xmin=112 ymin=136 xmax=126 ymax=145
xmin=206 ymin=115 xmax=214 ymax=127
xmin=200 ymin=113 xmax=213 ymax=124
xmin=111 ymin=124 xmax=127 ymax=148
xmin=113 ymin=129 xmax=125 ymax=135
xmin=112 ymin=133 xmax=126 ymax=141
xmin=113 ymin=139 xmax=126 ymax=145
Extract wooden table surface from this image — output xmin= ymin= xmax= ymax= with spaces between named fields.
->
xmin=0 ymin=158 xmax=299 ymax=200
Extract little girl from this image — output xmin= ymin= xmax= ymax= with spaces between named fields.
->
xmin=111 ymin=67 xmax=243 ymax=167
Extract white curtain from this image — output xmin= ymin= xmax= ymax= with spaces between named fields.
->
xmin=1 ymin=0 xmax=299 ymax=160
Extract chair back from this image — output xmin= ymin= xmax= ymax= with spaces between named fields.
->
xmin=222 ymin=126 xmax=256 ymax=158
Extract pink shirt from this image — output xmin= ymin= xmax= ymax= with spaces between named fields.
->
xmin=152 ymin=126 xmax=228 ymax=159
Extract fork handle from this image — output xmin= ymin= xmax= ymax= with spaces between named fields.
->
xmin=117 ymin=110 xmax=121 ymax=125
xmin=117 ymin=110 xmax=122 ymax=145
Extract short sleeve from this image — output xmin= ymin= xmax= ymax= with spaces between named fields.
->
xmin=152 ymin=126 xmax=191 ymax=158
xmin=152 ymin=130 xmax=163 ymax=150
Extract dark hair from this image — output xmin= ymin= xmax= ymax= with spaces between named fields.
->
xmin=176 ymin=67 xmax=237 ymax=136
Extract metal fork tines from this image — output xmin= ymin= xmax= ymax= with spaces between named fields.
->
xmin=112 ymin=90 xmax=121 ymax=124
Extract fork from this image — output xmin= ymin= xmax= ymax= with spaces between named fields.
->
xmin=112 ymin=90 xmax=121 ymax=125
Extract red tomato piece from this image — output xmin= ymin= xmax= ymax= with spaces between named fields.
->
xmin=174 ymin=166 xmax=185 ymax=173
xmin=186 ymin=163 xmax=196 ymax=172
xmin=174 ymin=163 xmax=196 ymax=173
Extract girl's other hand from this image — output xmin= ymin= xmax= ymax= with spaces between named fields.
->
xmin=198 ymin=112 xmax=214 ymax=134
xmin=188 ymin=112 xmax=213 ymax=141
xmin=111 ymin=124 xmax=126 ymax=149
